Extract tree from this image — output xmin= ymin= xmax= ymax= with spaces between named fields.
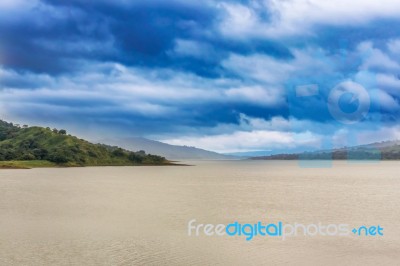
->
xmin=59 ymin=129 xmax=67 ymax=135
xmin=136 ymin=150 xmax=146 ymax=156
xmin=52 ymin=128 xmax=59 ymax=134
xmin=128 ymin=152 xmax=143 ymax=163
xmin=21 ymin=153 xmax=35 ymax=160
xmin=48 ymin=150 xmax=69 ymax=163
xmin=112 ymin=148 xmax=125 ymax=157
xmin=32 ymin=148 xmax=48 ymax=160
xmin=4 ymin=149 xmax=17 ymax=160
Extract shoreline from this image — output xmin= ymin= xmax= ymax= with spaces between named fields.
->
xmin=0 ymin=160 xmax=187 ymax=169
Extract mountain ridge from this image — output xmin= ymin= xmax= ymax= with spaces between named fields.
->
xmin=101 ymin=137 xmax=236 ymax=160
xmin=250 ymin=140 xmax=400 ymax=160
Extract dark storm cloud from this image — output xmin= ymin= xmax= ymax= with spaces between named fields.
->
xmin=0 ymin=0 xmax=293 ymax=77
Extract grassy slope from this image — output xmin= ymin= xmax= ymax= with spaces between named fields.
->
xmin=0 ymin=121 xmax=169 ymax=168
xmin=0 ymin=160 xmax=56 ymax=169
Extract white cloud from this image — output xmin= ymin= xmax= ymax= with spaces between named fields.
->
xmin=162 ymin=129 xmax=322 ymax=153
xmin=358 ymin=42 xmax=400 ymax=71
xmin=376 ymin=73 xmax=400 ymax=97
xmin=218 ymin=0 xmax=400 ymax=38
xmin=224 ymin=86 xmax=284 ymax=107
xmin=222 ymin=53 xmax=294 ymax=83
xmin=387 ymin=39 xmax=400 ymax=55
xmin=356 ymin=125 xmax=400 ymax=144
xmin=160 ymin=113 xmax=325 ymax=153
xmin=373 ymin=89 xmax=400 ymax=111
xmin=222 ymin=48 xmax=333 ymax=84
xmin=169 ymin=39 xmax=217 ymax=60
xmin=218 ymin=2 xmax=265 ymax=38
xmin=0 ymin=62 xmax=286 ymax=125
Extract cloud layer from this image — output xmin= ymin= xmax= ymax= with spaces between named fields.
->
xmin=1 ymin=0 xmax=400 ymax=152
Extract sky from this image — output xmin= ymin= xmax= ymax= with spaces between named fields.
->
xmin=1 ymin=0 xmax=400 ymax=153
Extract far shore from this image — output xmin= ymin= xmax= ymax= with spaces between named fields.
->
xmin=0 ymin=160 xmax=187 ymax=169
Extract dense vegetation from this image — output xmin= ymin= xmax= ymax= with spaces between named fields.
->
xmin=0 ymin=120 xmax=167 ymax=167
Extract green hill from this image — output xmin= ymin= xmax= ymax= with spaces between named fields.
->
xmin=0 ymin=120 xmax=168 ymax=168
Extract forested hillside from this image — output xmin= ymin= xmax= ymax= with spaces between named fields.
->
xmin=0 ymin=120 xmax=167 ymax=167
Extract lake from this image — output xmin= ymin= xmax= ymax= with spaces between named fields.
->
xmin=0 ymin=160 xmax=399 ymax=265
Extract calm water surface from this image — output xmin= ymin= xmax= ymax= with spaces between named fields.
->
xmin=0 ymin=160 xmax=399 ymax=265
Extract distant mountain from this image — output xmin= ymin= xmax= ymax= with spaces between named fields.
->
xmin=101 ymin=137 xmax=235 ymax=160
xmin=251 ymin=140 xmax=400 ymax=160
xmin=223 ymin=151 xmax=271 ymax=158
xmin=0 ymin=120 xmax=168 ymax=168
